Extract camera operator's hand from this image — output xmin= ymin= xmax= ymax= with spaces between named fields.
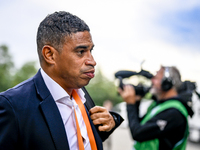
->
xmin=118 ymin=85 xmax=141 ymax=104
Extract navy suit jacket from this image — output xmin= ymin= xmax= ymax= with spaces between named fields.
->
xmin=0 ymin=70 xmax=123 ymax=150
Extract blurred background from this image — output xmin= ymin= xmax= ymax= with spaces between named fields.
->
xmin=0 ymin=0 xmax=200 ymax=149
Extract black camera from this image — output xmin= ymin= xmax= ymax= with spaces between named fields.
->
xmin=115 ymin=69 xmax=153 ymax=97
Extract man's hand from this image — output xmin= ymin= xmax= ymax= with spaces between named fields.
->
xmin=89 ymin=106 xmax=115 ymax=132
xmin=118 ymin=85 xmax=140 ymax=104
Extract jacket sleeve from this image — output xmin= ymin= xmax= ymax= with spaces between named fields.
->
xmin=96 ymin=111 xmax=124 ymax=142
xmin=0 ymin=95 xmax=19 ymax=149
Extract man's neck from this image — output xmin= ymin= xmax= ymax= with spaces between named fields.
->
xmin=158 ymin=89 xmax=178 ymax=100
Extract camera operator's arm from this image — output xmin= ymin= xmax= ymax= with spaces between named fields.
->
xmin=118 ymin=85 xmax=144 ymax=138
xmin=118 ymin=86 xmax=186 ymax=143
xmin=118 ymin=85 xmax=143 ymax=121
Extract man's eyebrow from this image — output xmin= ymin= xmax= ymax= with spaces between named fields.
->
xmin=75 ymin=45 xmax=95 ymax=50
xmin=75 ymin=45 xmax=88 ymax=49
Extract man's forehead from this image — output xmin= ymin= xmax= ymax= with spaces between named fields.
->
xmin=65 ymin=31 xmax=93 ymax=44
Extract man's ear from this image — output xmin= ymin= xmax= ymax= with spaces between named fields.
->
xmin=42 ymin=45 xmax=57 ymax=65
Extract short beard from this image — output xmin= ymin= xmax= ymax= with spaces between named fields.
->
xmin=150 ymin=87 xmax=161 ymax=97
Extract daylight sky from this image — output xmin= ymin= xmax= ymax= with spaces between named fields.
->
xmin=1 ymin=0 xmax=200 ymax=88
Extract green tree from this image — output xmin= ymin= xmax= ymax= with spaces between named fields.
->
xmin=0 ymin=44 xmax=38 ymax=92
xmin=0 ymin=45 xmax=14 ymax=91
xmin=85 ymin=68 xmax=123 ymax=106
xmin=12 ymin=61 xmax=38 ymax=86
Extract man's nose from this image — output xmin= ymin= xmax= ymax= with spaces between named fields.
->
xmin=151 ymin=77 xmax=155 ymax=83
xmin=85 ymin=54 xmax=96 ymax=67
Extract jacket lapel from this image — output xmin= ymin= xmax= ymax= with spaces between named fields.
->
xmin=34 ymin=70 xmax=70 ymax=150
xmin=86 ymin=106 xmax=103 ymax=150
xmin=82 ymin=87 xmax=103 ymax=150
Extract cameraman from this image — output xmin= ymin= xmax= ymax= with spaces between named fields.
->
xmin=118 ymin=66 xmax=193 ymax=150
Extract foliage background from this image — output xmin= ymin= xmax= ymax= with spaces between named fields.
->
xmin=0 ymin=45 xmax=37 ymax=92
xmin=85 ymin=68 xmax=123 ymax=106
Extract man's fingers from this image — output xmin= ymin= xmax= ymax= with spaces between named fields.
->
xmin=90 ymin=111 xmax=109 ymax=121
xmin=98 ymin=125 xmax=110 ymax=132
xmin=89 ymin=105 xmax=115 ymax=132
xmin=89 ymin=106 xmax=106 ymax=115
xmin=92 ymin=117 xmax=106 ymax=125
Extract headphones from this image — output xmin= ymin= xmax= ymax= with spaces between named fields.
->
xmin=161 ymin=67 xmax=174 ymax=91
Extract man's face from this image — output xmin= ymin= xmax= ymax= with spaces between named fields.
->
xmin=53 ymin=31 xmax=96 ymax=91
xmin=150 ymin=68 xmax=164 ymax=96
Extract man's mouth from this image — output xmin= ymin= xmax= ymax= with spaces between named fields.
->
xmin=84 ymin=70 xmax=95 ymax=78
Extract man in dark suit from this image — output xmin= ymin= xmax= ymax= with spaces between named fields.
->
xmin=0 ymin=11 xmax=123 ymax=150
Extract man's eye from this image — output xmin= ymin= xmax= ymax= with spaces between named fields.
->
xmin=78 ymin=50 xmax=84 ymax=54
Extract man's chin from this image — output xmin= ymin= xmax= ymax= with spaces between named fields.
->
xmin=78 ymin=79 xmax=91 ymax=88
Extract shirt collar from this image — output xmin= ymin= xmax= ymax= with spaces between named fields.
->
xmin=40 ymin=68 xmax=86 ymax=104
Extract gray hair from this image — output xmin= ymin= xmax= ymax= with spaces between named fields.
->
xmin=163 ymin=66 xmax=182 ymax=91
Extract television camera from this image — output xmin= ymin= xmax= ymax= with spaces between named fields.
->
xmin=115 ymin=69 xmax=153 ymax=97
